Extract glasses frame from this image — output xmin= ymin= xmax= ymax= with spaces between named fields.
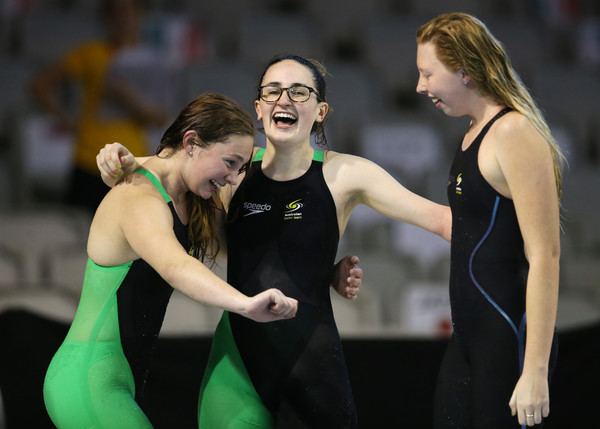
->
xmin=258 ymin=84 xmax=320 ymax=103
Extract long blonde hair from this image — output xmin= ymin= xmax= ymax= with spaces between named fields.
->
xmin=417 ymin=12 xmax=565 ymax=198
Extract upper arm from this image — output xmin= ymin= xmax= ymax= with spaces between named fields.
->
xmin=327 ymin=153 xmax=451 ymax=239
xmin=120 ymin=193 xmax=192 ymax=275
xmin=494 ymin=116 xmax=560 ymax=259
xmin=88 ymin=181 xmax=192 ymax=271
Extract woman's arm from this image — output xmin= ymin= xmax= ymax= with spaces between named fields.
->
xmin=491 ymin=115 xmax=560 ymax=426
xmin=326 ymin=153 xmax=451 ymax=241
xmin=89 ymin=181 xmax=297 ymax=322
xmin=96 ymin=142 xmax=239 ymax=208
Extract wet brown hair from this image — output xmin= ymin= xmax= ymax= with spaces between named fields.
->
xmin=156 ymin=92 xmax=255 ymax=262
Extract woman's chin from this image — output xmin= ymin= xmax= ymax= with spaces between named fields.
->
xmin=193 ymin=188 xmax=213 ymax=200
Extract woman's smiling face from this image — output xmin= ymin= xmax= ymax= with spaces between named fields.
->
xmin=255 ymin=59 xmax=328 ymax=147
xmin=185 ymin=133 xmax=253 ymax=199
xmin=416 ymin=41 xmax=468 ymax=117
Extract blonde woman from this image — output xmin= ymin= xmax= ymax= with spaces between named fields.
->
xmin=416 ymin=13 xmax=562 ymax=428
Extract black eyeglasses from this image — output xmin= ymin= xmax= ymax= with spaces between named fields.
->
xmin=258 ymin=84 xmax=319 ymax=103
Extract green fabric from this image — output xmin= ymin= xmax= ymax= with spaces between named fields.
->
xmin=252 ymin=148 xmax=266 ymax=162
xmin=135 ymin=167 xmax=171 ymax=203
xmin=252 ymin=148 xmax=324 ymax=162
xmin=313 ymin=149 xmax=324 ymax=162
xmin=44 ymin=259 xmax=152 ymax=428
xmin=198 ymin=312 xmax=273 ymax=428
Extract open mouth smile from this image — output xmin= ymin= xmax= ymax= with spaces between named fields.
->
xmin=272 ymin=112 xmax=298 ymax=127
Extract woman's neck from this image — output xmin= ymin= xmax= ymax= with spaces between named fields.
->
xmin=261 ymin=141 xmax=314 ymax=181
xmin=467 ymin=98 xmax=505 ymax=130
xmin=142 ymin=154 xmax=187 ymax=202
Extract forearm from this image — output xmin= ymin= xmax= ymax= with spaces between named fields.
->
xmin=429 ymin=203 xmax=452 ymax=241
xmin=162 ymin=255 xmax=248 ymax=314
xmin=522 ymin=254 xmax=560 ymax=374
xmin=402 ymin=198 xmax=451 ymax=241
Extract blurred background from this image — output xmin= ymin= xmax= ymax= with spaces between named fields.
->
xmin=0 ymin=0 xmax=599 ymax=427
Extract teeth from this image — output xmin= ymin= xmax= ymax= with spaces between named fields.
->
xmin=273 ymin=112 xmax=297 ymax=120
xmin=210 ymin=179 xmax=221 ymax=187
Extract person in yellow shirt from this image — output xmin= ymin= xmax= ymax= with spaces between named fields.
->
xmin=31 ymin=0 xmax=167 ymax=213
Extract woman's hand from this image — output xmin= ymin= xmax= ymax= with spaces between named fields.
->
xmin=242 ymin=288 xmax=298 ymax=322
xmin=96 ymin=142 xmax=138 ymax=187
xmin=509 ymin=369 xmax=550 ymax=426
xmin=331 ymin=255 xmax=363 ymax=300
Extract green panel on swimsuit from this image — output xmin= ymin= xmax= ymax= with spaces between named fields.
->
xmin=44 ymin=259 xmax=152 ymax=428
xmin=198 ymin=312 xmax=273 ymax=428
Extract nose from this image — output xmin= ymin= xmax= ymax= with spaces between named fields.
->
xmin=277 ymin=89 xmax=293 ymax=105
xmin=225 ymin=171 xmax=238 ymax=186
xmin=416 ymin=75 xmax=427 ymax=95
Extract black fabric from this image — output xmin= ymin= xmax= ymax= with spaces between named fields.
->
xmin=0 ymin=309 xmax=598 ymax=428
xmin=225 ymin=155 xmax=358 ymax=428
xmin=446 ymin=108 xmax=525 ymax=338
xmin=117 ymin=201 xmax=189 ymax=407
xmin=440 ymin=108 xmax=558 ymax=428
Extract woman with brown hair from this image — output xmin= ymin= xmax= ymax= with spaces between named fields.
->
xmin=43 ymin=93 xmax=297 ymax=428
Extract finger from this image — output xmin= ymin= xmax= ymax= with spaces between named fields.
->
xmin=269 ymin=292 xmax=295 ymax=316
xmin=345 ymin=283 xmax=359 ymax=294
xmin=346 ymin=276 xmax=361 ymax=287
xmin=350 ymin=255 xmax=360 ymax=265
xmin=112 ymin=150 xmax=123 ymax=170
xmin=98 ymin=158 xmax=114 ymax=178
xmin=284 ymin=298 xmax=298 ymax=318
xmin=534 ymin=409 xmax=542 ymax=425
xmin=349 ymin=267 xmax=363 ymax=279
xmin=121 ymin=152 xmax=135 ymax=167
xmin=344 ymin=289 xmax=357 ymax=300
xmin=279 ymin=298 xmax=297 ymax=319
xmin=508 ymin=393 xmax=516 ymax=416
xmin=525 ymin=410 xmax=535 ymax=427
xmin=542 ymin=402 xmax=550 ymax=418
xmin=267 ymin=290 xmax=284 ymax=312
xmin=103 ymin=153 xmax=117 ymax=175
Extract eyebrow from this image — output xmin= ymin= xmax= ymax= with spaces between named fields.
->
xmin=262 ymin=81 xmax=311 ymax=87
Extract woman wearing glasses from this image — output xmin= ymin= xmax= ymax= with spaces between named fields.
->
xmin=97 ymin=54 xmax=451 ymax=428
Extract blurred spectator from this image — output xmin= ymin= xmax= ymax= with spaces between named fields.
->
xmin=30 ymin=0 xmax=168 ymax=213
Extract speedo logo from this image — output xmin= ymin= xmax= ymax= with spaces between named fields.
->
xmin=243 ymin=201 xmax=272 ymax=216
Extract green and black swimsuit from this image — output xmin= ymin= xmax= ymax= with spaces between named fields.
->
xmin=198 ymin=149 xmax=358 ymax=428
xmin=43 ymin=168 xmax=188 ymax=428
